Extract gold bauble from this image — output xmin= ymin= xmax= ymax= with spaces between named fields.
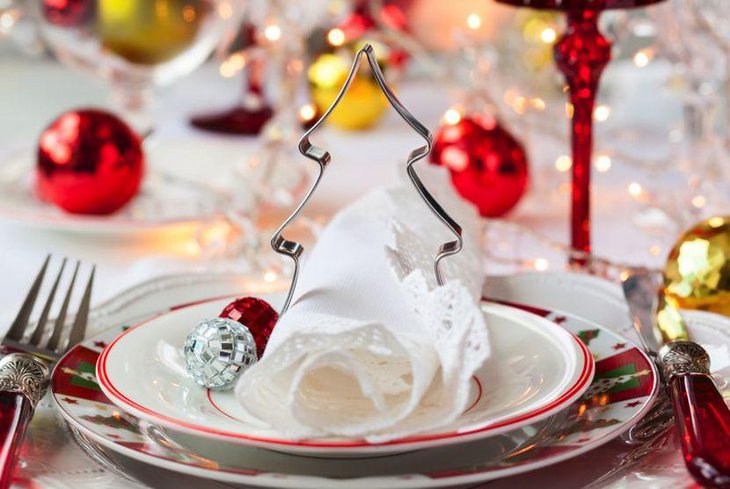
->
xmin=517 ymin=11 xmax=560 ymax=72
xmin=98 ymin=0 xmax=204 ymax=65
xmin=308 ymin=52 xmax=388 ymax=131
xmin=664 ymin=215 xmax=730 ymax=316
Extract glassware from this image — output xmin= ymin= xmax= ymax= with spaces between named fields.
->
xmin=190 ymin=23 xmax=274 ymax=135
xmin=236 ymin=0 xmax=350 ymax=208
xmin=649 ymin=0 xmax=727 ymax=222
xmin=1 ymin=0 xmax=45 ymax=56
xmin=34 ymin=0 xmax=244 ymax=133
xmin=494 ymin=0 xmax=665 ymax=269
xmin=191 ymin=0 xmax=348 ymax=268
xmin=192 ymin=0 xmax=351 ymax=138
xmin=31 ymin=0 xmax=270 ymax=271
xmin=692 ymin=0 xmax=730 ymax=151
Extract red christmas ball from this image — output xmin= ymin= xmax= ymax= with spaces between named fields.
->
xmin=336 ymin=2 xmax=411 ymax=68
xmin=36 ymin=109 xmax=144 ymax=215
xmin=431 ymin=115 xmax=528 ymax=217
xmin=42 ymin=0 xmax=95 ymax=27
xmin=220 ymin=297 xmax=279 ymax=358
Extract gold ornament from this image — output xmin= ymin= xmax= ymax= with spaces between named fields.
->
xmin=308 ymin=52 xmax=388 ymax=130
xmin=516 ymin=11 xmax=560 ymax=73
xmin=664 ymin=216 xmax=730 ymax=316
xmin=98 ymin=0 xmax=204 ymax=65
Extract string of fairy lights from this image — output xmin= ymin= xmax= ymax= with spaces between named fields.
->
xmin=211 ymin=6 xmax=690 ymax=275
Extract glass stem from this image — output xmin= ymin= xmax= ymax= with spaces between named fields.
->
xmin=683 ymin=85 xmax=723 ymax=217
xmin=554 ymin=9 xmax=611 ymax=269
xmin=242 ymin=56 xmax=266 ymax=110
xmin=110 ymin=82 xmax=155 ymax=137
xmin=725 ymin=71 xmax=730 ymax=153
xmin=684 ymin=87 xmax=716 ymax=146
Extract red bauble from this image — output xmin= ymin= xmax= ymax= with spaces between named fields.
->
xmin=431 ymin=115 xmax=529 ymax=217
xmin=219 ymin=297 xmax=279 ymax=358
xmin=36 ymin=109 xmax=144 ymax=215
xmin=336 ymin=2 xmax=411 ymax=68
xmin=42 ymin=0 xmax=95 ymax=27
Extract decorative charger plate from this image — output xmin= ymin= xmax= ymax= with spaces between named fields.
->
xmin=51 ymin=273 xmax=659 ymax=488
xmin=94 ymin=293 xmax=593 ymax=456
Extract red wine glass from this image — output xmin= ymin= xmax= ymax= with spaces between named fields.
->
xmin=494 ymin=0 xmax=665 ymax=268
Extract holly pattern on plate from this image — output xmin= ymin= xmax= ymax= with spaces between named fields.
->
xmin=79 ymin=413 xmax=138 ymax=434
xmin=52 ymin=346 xmax=110 ymax=404
xmin=577 ymin=329 xmax=600 ymax=345
xmin=50 ymin=300 xmax=658 ymax=485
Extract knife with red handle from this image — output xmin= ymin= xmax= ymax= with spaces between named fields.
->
xmin=661 ymin=341 xmax=730 ymax=488
xmin=623 ymin=272 xmax=730 ymax=489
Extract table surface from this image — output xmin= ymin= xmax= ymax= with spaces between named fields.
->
xmin=0 ymin=54 xmax=703 ymax=488
xmin=0 ymin=55 xmax=682 ymax=315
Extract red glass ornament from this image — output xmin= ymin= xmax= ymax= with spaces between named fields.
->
xmin=336 ymin=1 xmax=411 ymax=68
xmin=431 ymin=115 xmax=528 ymax=217
xmin=670 ymin=374 xmax=730 ymax=488
xmin=36 ymin=109 xmax=144 ymax=215
xmin=42 ymin=0 xmax=94 ymax=27
xmin=219 ymin=297 xmax=279 ymax=358
xmin=495 ymin=0 xmax=664 ymax=267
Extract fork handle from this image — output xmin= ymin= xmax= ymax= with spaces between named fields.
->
xmin=0 ymin=353 xmax=50 ymax=489
xmin=0 ymin=392 xmax=33 ymax=489
xmin=670 ymin=373 xmax=730 ymax=488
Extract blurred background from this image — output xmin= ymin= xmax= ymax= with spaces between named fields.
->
xmin=0 ymin=0 xmax=728 ymax=306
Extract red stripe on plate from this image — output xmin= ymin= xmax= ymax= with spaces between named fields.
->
xmin=96 ymin=299 xmax=594 ymax=449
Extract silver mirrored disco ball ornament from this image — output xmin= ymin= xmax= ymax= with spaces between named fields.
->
xmin=184 ymin=317 xmax=258 ymax=390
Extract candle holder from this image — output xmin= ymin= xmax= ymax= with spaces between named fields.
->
xmin=495 ymin=0 xmax=665 ymax=268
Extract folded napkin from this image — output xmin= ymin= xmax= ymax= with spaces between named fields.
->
xmin=235 ymin=166 xmax=489 ymax=442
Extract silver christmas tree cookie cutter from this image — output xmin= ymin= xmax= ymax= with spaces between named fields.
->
xmin=271 ymin=44 xmax=463 ymax=315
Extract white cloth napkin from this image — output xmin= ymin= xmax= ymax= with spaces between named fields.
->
xmin=235 ymin=167 xmax=489 ymax=442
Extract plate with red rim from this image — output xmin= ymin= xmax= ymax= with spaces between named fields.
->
xmin=94 ymin=292 xmax=594 ymax=456
xmin=50 ymin=271 xmax=665 ymax=488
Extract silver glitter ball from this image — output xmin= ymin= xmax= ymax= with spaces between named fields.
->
xmin=184 ymin=317 xmax=258 ymax=390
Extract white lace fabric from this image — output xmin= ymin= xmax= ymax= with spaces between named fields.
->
xmin=235 ymin=167 xmax=489 ymax=442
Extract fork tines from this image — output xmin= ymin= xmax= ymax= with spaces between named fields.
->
xmin=5 ymin=255 xmax=94 ymax=358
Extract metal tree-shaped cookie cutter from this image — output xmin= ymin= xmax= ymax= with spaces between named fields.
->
xmin=271 ymin=44 xmax=463 ymax=314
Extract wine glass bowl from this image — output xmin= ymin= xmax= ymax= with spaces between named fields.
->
xmin=494 ymin=0 xmax=663 ymax=8
xmin=35 ymin=0 xmax=243 ymax=127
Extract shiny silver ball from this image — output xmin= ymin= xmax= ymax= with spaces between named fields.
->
xmin=184 ymin=317 xmax=258 ymax=390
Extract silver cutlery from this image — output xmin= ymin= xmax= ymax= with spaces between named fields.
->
xmin=622 ymin=269 xmax=730 ymax=488
xmin=0 ymin=255 xmax=93 ymax=489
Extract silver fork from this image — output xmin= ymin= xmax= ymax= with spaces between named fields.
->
xmin=0 ymin=255 xmax=94 ymax=489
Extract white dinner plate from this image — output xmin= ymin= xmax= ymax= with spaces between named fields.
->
xmin=95 ymin=293 xmax=593 ymax=456
xmin=51 ymin=271 xmax=663 ymax=488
